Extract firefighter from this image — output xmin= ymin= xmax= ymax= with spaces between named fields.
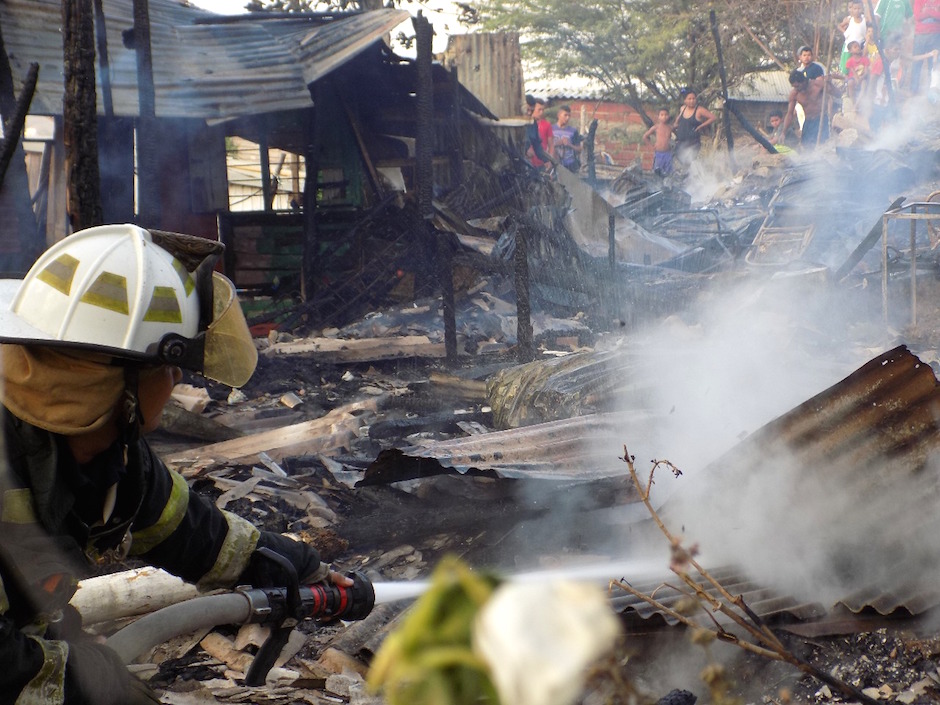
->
xmin=0 ymin=224 xmax=348 ymax=704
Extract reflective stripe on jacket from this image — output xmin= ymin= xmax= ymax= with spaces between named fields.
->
xmin=0 ymin=405 xmax=261 ymax=702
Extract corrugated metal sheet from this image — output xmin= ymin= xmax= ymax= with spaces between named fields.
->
xmin=395 ymin=410 xmax=662 ymax=480
xmin=672 ymin=345 xmax=940 ymax=620
xmin=728 ymin=70 xmax=792 ymax=102
xmin=444 ymin=33 xmax=524 ymax=119
xmin=0 ymin=0 xmax=409 ymax=119
xmin=399 ymin=344 xmax=940 ymax=625
xmin=609 ymin=566 xmax=828 ymax=628
xmin=525 ymin=74 xmax=612 ymax=101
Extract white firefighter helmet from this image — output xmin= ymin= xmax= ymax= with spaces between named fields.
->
xmin=0 ymin=223 xmax=257 ymax=387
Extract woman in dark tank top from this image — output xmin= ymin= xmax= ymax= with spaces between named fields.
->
xmin=673 ymin=88 xmax=716 ymax=165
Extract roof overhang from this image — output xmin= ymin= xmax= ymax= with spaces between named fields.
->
xmin=0 ymin=0 xmax=409 ymax=120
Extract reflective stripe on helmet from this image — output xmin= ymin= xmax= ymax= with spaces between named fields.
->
xmin=0 ymin=224 xmax=257 ymax=387
xmin=196 ymin=511 xmax=260 ymax=591
xmin=6 ymin=224 xmax=200 ymax=357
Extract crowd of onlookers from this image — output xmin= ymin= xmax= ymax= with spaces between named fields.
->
xmin=773 ymin=0 xmax=940 ymax=153
xmin=524 ymin=0 xmax=940 ymax=177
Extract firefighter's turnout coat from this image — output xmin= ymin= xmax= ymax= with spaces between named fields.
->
xmin=0 ymin=405 xmax=323 ymax=703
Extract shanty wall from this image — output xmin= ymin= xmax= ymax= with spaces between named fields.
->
xmin=444 ymin=33 xmax=525 ymax=120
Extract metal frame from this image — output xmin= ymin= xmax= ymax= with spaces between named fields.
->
xmin=881 ymin=196 xmax=940 ymax=329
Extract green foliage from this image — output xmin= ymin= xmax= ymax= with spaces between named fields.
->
xmin=368 ymin=556 xmax=502 ymax=705
xmin=472 ymin=0 xmax=823 ymax=116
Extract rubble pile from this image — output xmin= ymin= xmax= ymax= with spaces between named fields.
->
xmin=81 ymin=114 xmax=940 ymax=704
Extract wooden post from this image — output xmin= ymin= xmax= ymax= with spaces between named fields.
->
xmin=710 ymin=10 xmax=736 ymax=172
xmin=414 ymin=13 xmax=456 ymax=363
xmin=449 ymin=62 xmax=464 ymax=188
xmin=132 ymin=0 xmax=159 ymax=227
xmin=301 ymin=90 xmax=322 ymax=302
xmin=585 ymin=119 xmax=598 ymax=186
xmin=259 ymin=134 xmax=272 ymax=212
xmin=63 ymin=0 xmax=103 ymax=232
xmin=513 ymin=216 xmax=533 ymax=362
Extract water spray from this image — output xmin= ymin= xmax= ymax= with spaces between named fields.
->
xmin=372 ymin=556 xmax=668 ymax=606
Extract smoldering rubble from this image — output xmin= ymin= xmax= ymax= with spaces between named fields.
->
xmin=74 ymin=114 xmax=940 ymax=704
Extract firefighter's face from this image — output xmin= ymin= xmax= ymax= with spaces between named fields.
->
xmin=138 ymin=365 xmax=182 ymax=434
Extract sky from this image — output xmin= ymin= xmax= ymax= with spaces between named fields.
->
xmin=188 ymin=0 xmax=463 ymax=54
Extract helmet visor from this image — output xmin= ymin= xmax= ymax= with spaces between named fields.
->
xmin=203 ymin=273 xmax=257 ymax=388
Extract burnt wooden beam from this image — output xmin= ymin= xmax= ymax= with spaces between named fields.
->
xmin=302 ymin=97 xmax=321 ymax=301
xmin=131 ymin=0 xmax=158 ymax=226
xmin=414 ymin=12 xmax=457 ymax=364
xmin=726 ymin=99 xmax=777 ymax=155
xmin=63 ymin=0 xmax=103 ymax=230
xmin=0 ymin=63 xmax=37 ymax=189
xmin=513 ymin=215 xmax=534 ymax=362
xmin=710 ymin=9 xmax=736 ymax=172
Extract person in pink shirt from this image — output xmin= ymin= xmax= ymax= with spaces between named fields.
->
xmin=911 ymin=0 xmax=940 ymax=93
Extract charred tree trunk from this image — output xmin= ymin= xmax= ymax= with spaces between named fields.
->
xmin=63 ymin=0 xmax=103 ymax=232
xmin=131 ymin=0 xmax=158 ymax=227
xmin=0 ymin=19 xmax=41 ymax=267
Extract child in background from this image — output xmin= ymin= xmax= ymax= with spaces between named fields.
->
xmin=839 ymin=0 xmax=869 ymax=72
xmin=868 ymin=43 xmax=901 ymax=131
xmin=865 ymin=26 xmax=881 ymax=62
xmin=642 ymin=108 xmax=675 ymax=175
xmin=766 ymin=109 xmax=797 ymax=150
xmin=845 ymin=39 xmax=872 ymax=100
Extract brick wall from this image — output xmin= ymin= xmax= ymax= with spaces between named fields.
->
xmin=561 ymin=99 xmax=658 ymax=170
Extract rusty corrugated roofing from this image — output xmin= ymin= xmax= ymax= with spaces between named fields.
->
xmin=400 ymin=344 xmax=940 ymax=625
xmin=663 ymin=345 xmax=940 ymax=622
xmin=0 ymin=0 xmax=409 ymax=119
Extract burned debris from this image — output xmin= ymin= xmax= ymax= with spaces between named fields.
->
xmin=4 ymin=0 xmax=940 ymax=703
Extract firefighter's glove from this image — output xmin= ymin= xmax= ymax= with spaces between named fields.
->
xmin=241 ymin=530 xmax=328 ymax=586
xmin=65 ymin=640 xmax=160 ymax=705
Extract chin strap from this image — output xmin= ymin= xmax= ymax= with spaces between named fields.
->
xmin=118 ymin=366 xmax=142 ymax=449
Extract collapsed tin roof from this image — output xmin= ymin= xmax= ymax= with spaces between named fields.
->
xmin=0 ymin=0 xmax=409 ymax=118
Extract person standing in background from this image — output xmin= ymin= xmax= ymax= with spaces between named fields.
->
xmin=673 ymin=89 xmax=716 ymax=166
xmin=911 ymin=0 xmax=940 ymax=94
xmin=552 ymin=105 xmax=582 ymax=172
xmin=839 ymin=0 xmax=870 ymax=72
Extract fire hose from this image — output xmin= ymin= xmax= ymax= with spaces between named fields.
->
xmin=106 ymin=548 xmax=375 ymax=686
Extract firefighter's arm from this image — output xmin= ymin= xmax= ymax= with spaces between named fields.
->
xmin=0 ymin=588 xmax=157 ymax=705
xmin=0 ymin=608 xmax=48 ymax=703
xmin=128 ymin=440 xmax=328 ymax=591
